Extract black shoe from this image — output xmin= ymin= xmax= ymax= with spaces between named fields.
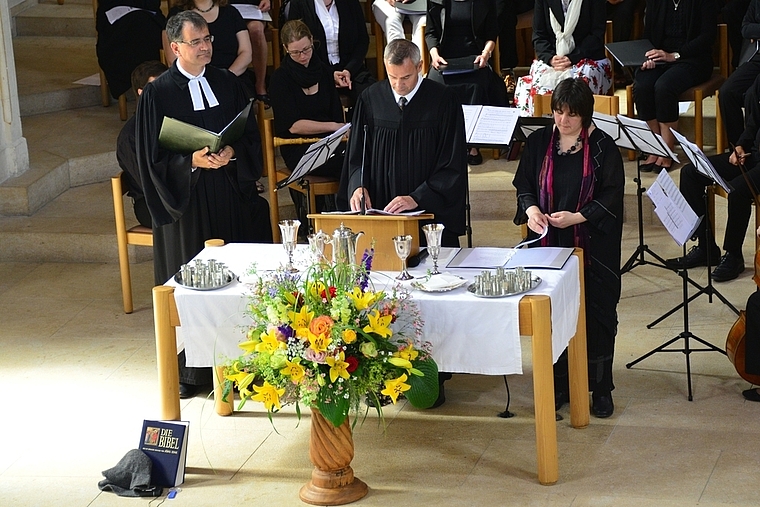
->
xmin=591 ymin=391 xmax=614 ymax=418
xmin=431 ymin=372 xmax=452 ymax=408
xmin=179 ymin=382 xmax=199 ymax=399
xmin=554 ymin=390 xmax=570 ymax=411
xmin=711 ymin=252 xmax=745 ymax=282
xmin=665 ymin=245 xmax=721 ymax=269
xmin=639 ymin=162 xmax=657 ymax=173
xmin=468 ymin=150 xmax=483 ymax=166
xmin=742 ymin=388 xmax=760 ymax=402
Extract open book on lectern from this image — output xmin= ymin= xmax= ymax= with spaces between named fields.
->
xmin=615 ymin=114 xmax=680 ymax=162
xmin=462 ymin=105 xmax=521 ymax=145
xmin=671 ymin=128 xmax=733 ymax=194
xmin=276 ymin=123 xmax=351 ymax=190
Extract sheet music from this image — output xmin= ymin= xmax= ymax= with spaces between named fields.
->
xmin=513 ymin=117 xmax=555 ymax=142
xmin=231 ymin=5 xmax=273 ymax=21
xmin=645 ymin=169 xmax=701 ymax=246
xmin=616 ymin=114 xmax=679 ymax=162
xmin=462 ymin=105 xmax=520 ymax=145
xmin=592 ymin=112 xmax=636 ymax=150
xmin=514 ymin=226 xmax=548 ymax=248
xmin=671 ymin=128 xmax=732 ymax=194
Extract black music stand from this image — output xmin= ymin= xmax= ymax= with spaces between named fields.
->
xmin=594 ymin=113 xmax=676 ymax=273
xmin=625 ymin=169 xmax=727 ymax=400
xmin=646 ymin=130 xmax=740 ymax=327
xmin=275 ymin=124 xmax=350 ymax=233
xmin=463 ymin=105 xmax=523 ymax=247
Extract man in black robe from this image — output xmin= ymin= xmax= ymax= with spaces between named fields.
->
xmin=343 ymin=39 xmax=467 ymax=407
xmin=343 ymin=38 xmax=467 ymax=248
xmin=137 ymin=10 xmax=271 ymax=397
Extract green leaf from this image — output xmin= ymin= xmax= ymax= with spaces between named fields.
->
xmin=404 ymin=358 xmax=439 ymax=409
xmin=316 ymin=390 xmax=351 ymax=427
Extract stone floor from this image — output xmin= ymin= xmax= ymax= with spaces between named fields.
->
xmin=1 ymin=176 xmax=760 ymax=506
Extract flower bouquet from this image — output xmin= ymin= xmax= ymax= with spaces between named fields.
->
xmin=221 ymin=251 xmax=439 ymax=428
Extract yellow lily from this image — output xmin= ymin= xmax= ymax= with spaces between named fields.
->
xmin=251 ymin=382 xmax=285 ymax=411
xmin=281 ymin=359 xmax=305 ymax=384
xmin=325 ymin=351 xmax=350 ymax=383
xmin=349 ymin=287 xmax=378 ymax=310
xmin=397 ymin=342 xmax=419 ymax=362
xmin=288 ymin=305 xmax=314 ymax=330
xmin=363 ymin=309 xmax=393 ymax=338
xmin=255 ymin=328 xmax=287 ymax=354
xmin=380 ymin=373 xmax=411 ymax=404
xmin=307 ymin=329 xmax=332 ymax=352
xmin=388 ymin=356 xmax=413 ymax=370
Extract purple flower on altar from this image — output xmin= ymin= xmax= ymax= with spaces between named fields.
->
xmin=358 ymin=248 xmax=374 ymax=290
xmin=278 ymin=325 xmax=294 ymax=340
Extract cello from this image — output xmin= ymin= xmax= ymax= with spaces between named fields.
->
xmin=725 ymin=147 xmax=760 ymax=384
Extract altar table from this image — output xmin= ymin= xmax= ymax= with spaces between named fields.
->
xmin=151 ymin=244 xmax=589 ymax=485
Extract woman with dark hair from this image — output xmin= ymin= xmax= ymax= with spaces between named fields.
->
xmin=514 ymin=0 xmax=610 ymax=116
xmin=285 ymin=0 xmax=375 ymax=105
xmin=425 ymin=0 xmax=509 ymax=165
xmin=513 ymin=78 xmax=624 ymax=418
xmin=633 ymin=0 xmax=716 ymax=172
xmin=269 ymin=20 xmax=347 ymax=228
xmin=164 ymin=0 xmax=253 ymax=80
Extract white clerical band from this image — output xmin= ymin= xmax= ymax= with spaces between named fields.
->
xmin=188 ymin=75 xmax=219 ymax=111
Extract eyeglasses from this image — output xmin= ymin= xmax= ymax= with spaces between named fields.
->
xmin=285 ymin=45 xmax=314 ymax=57
xmin=178 ymin=35 xmax=214 ymax=47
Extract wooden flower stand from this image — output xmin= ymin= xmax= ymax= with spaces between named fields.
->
xmin=299 ymin=409 xmax=368 ymax=505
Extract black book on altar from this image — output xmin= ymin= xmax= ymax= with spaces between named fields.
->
xmin=139 ymin=420 xmax=189 ymax=487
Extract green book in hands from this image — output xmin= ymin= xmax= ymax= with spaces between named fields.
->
xmin=158 ymin=99 xmax=253 ymax=154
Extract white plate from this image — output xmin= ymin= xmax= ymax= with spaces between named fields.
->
xmin=411 ymin=274 xmax=468 ymax=292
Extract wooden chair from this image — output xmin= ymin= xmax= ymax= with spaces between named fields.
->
xmin=111 ymin=172 xmax=153 ymax=314
xmin=262 ymin=118 xmax=341 ymax=242
xmin=533 ymin=93 xmax=620 ymax=117
xmin=625 ymin=24 xmax=729 ymax=152
xmin=93 ymin=0 xmax=128 ymax=121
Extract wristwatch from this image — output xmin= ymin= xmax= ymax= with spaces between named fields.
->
xmin=673 ymin=52 xmax=681 ymax=61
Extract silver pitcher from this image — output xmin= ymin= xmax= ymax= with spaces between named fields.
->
xmin=327 ymin=223 xmax=364 ymax=265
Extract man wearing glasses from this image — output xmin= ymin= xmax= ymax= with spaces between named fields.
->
xmin=136 ymin=10 xmax=271 ymax=398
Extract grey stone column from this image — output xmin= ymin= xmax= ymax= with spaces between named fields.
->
xmin=0 ymin=1 xmax=29 ymax=184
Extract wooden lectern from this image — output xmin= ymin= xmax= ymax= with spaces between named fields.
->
xmin=309 ymin=213 xmax=435 ymax=271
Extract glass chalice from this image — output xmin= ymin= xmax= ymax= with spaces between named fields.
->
xmin=392 ymin=235 xmax=414 ymax=280
xmin=422 ymin=223 xmax=445 ymax=275
xmin=278 ymin=219 xmax=300 ymax=272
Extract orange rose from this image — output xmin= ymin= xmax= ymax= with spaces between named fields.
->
xmin=309 ymin=315 xmax=334 ymax=336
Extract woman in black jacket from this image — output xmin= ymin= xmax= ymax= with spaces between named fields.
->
xmin=286 ymin=0 xmax=374 ymax=105
xmin=425 ymin=0 xmax=508 ymax=164
xmin=633 ymin=0 xmax=717 ymax=172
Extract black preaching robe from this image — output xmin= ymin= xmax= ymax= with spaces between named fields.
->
xmin=136 ymin=63 xmax=272 ymax=286
xmin=513 ymin=126 xmax=624 ymax=393
xmin=343 ymin=79 xmax=468 ymax=237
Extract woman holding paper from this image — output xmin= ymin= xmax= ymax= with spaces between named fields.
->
xmin=632 ymin=0 xmax=716 ymax=172
xmin=270 ymin=20 xmax=347 ymax=225
xmin=512 ymin=78 xmax=624 ymax=418
xmin=513 ymin=0 xmax=611 ymax=117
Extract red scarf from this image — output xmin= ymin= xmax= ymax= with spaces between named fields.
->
xmin=538 ymin=127 xmax=594 ymax=262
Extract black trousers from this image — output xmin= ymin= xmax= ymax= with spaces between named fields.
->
xmin=718 ymin=57 xmax=760 ymax=146
xmin=679 ymin=153 xmax=760 ymax=254
xmin=633 ymin=59 xmax=713 ymax=123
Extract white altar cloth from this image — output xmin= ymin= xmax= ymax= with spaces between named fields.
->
xmin=166 ymin=243 xmax=580 ymax=375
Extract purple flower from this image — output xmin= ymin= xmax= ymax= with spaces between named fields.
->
xmin=358 ymin=248 xmax=374 ymax=290
xmin=278 ymin=325 xmax=295 ymax=340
